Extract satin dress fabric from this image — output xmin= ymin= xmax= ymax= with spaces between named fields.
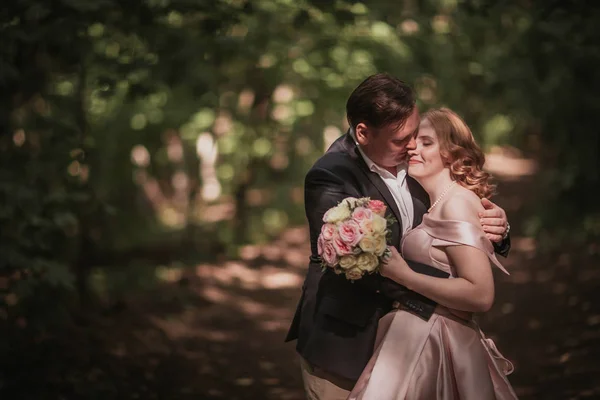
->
xmin=348 ymin=214 xmax=518 ymax=400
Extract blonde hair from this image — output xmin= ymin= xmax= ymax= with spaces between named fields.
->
xmin=422 ymin=108 xmax=496 ymax=199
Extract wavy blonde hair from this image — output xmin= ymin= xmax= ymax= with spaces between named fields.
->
xmin=422 ymin=108 xmax=496 ymax=199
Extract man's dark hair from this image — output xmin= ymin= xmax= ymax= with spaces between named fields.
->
xmin=346 ymin=73 xmax=416 ymax=131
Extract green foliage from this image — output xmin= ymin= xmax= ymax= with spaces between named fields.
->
xmin=0 ymin=0 xmax=598 ymax=335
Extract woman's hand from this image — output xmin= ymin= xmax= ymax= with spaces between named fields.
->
xmin=380 ymin=246 xmax=413 ymax=284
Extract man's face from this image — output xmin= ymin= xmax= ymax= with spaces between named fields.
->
xmin=355 ymin=107 xmax=419 ymax=169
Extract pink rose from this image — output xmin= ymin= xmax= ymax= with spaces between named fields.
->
xmin=320 ymin=223 xmax=336 ymax=241
xmin=321 ymin=239 xmax=338 ymax=266
xmin=352 ymin=207 xmax=373 ymax=225
xmin=332 ymin=232 xmax=354 ymax=256
xmin=338 ymin=220 xmax=363 ymax=246
xmin=368 ymin=200 xmax=387 ymax=216
xmin=317 ymin=235 xmax=325 ymax=256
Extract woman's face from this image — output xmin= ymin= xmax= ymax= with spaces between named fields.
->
xmin=407 ymin=119 xmax=446 ymax=179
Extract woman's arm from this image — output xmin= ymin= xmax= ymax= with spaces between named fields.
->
xmin=382 ymin=245 xmax=495 ymax=313
xmin=381 ymin=193 xmax=496 ymax=313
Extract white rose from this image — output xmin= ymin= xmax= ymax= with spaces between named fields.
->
xmin=359 ymin=219 xmax=374 ymax=235
xmin=371 ymin=215 xmax=387 ymax=234
xmin=342 ymin=197 xmax=359 ymax=209
xmin=342 ymin=197 xmax=370 ymax=209
xmin=339 ymin=255 xmax=358 ymax=270
xmin=323 ymin=204 xmax=351 ymax=223
xmin=374 ymin=237 xmax=387 ymax=256
xmin=358 ymin=235 xmax=378 ymax=253
xmin=356 ymin=252 xmax=379 ymax=273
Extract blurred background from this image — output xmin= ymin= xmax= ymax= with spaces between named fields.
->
xmin=1 ymin=0 xmax=599 ymax=399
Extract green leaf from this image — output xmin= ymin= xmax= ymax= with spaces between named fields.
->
xmin=37 ymin=260 xmax=75 ymax=289
xmin=59 ymin=0 xmax=115 ymax=12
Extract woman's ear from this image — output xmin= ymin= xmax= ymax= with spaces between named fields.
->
xmin=440 ymin=150 xmax=453 ymax=167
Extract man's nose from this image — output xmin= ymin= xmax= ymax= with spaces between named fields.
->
xmin=406 ymin=137 xmax=417 ymax=150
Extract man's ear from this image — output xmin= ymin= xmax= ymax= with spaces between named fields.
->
xmin=355 ymin=122 xmax=370 ymax=146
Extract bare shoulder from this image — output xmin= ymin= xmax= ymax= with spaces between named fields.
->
xmin=439 ymin=185 xmax=485 ymax=226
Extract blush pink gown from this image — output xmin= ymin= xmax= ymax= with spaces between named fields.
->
xmin=347 ymin=214 xmax=518 ymax=400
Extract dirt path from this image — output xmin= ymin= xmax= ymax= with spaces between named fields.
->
xmin=6 ymin=152 xmax=599 ymax=399
xmin=111 ymin=158 xmax=598 ymax=400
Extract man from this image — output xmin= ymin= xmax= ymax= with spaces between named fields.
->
xmin=285 ymin=73 xmax=510 ymax=400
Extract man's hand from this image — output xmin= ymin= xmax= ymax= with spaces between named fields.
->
xmin=479 ymin=198 xmax=508 ymax=243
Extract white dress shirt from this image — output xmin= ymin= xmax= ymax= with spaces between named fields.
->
xmin=351 ymin=131 xmax=414 ymax=235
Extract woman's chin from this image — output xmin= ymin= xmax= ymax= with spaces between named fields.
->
xmin=407 ymin=166 xmax=422 ymax=178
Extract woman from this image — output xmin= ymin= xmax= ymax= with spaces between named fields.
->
xmin=348 ymin=108 xmax=518 ymax=400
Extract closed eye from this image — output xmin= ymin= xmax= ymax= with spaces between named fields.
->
xmin=393 ymin=136 xmax=412 ymax=146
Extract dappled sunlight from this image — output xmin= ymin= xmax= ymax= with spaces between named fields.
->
xmin=247 ymin=188 xmax=272 ymax=206
xmin=194 ymin=260 xmax=304 ymax=291
xmin=259 ymin=319 xmax=292 ymax=332
xmin=213 ymin=111 xmax=233 ymax=136
xmin=13 ymin=129 xmax=25 ymax=147
xmin=131 ymin=138 xmax=197 ymax=228
xmin=289 ymin=186 xmax=304 ymax=204
xmin=239 ymin=245 xmax=262 ymax=261
xmin=294 ymin=137 xmax=313 ymax=156
xmin=272 ymin=84 xmax=295 ymax=103
xmin=237 ymin=89 xmax=255 ymax=114
xmin=400 ymin=19 xmax=419 ymax=35
xmin=158 ymin=206 xmax=186 ymax=229
xmin=415 ymin=75 xmax=438 ymax=105
xmin=261 ymin=269 xmax=303 ymax=289
xmin=155 ymin=266 xmax=184 ymax=283
xmin=485 ymin=146 xmax=538 ymax=179
xmin=134 ymin=170 xmax=168 ymax=212
xmin=261 ymin=245 xmax=282 ymax=262
xmin=510 ymin=269 xmax=532 ymax=284
xmin=282 ymin=249 xmax=309 ymax=268
xmin=512 ymin=236 xmax=537 ymax=256
xmin=237 ymin=227 xmax=310 ymax=268
xmin=131 ymin=145 xmax=151 ymax=167
xmin=198 ymin=201 xmax=235 ymax=223
xmin=280 ymin=226 xmax=308 ymax=245
xmin=323 ymin=125 xmax=342 ymax=150
xmin=166 ymin=132 xmax=185 ymax=163
xmin=200 ymin=285 xmax=230 ymax=303
xmin=197 ymin=132 xmax=222 ymax=202
xmin=149 ymin=315 xmax=239 ymax=342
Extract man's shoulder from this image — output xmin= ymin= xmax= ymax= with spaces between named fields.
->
xmin=312 ymin=149 xmax=352 ymax=168
xmin=309 ymin=150 xmax=360 ymax=179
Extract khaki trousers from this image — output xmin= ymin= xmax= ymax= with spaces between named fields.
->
xmin=300 ymin=357 xmax=355 ymax=400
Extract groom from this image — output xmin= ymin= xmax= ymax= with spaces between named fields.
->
xmin=285 ymin=73 xmax=510 ymax=400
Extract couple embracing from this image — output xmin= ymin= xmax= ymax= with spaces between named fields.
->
xmin=286 ymin=73 xmax=518 ymax=400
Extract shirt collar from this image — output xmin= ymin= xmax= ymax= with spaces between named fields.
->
xmin=349 ymin=128 xmax=408 ymax=182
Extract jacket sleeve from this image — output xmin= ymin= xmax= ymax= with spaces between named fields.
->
xmin=493 ymin=235 xmax=511 ymax=258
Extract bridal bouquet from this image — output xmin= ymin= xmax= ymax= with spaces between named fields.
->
xmin=318 ymin=197 xmax=394 ymax=281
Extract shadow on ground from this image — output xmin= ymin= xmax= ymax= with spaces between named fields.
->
xmin=3 ymin=151 xmax=599 ymax=400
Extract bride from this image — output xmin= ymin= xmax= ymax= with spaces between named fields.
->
xmin=348 ymin=108 xmax=518 ymax=400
